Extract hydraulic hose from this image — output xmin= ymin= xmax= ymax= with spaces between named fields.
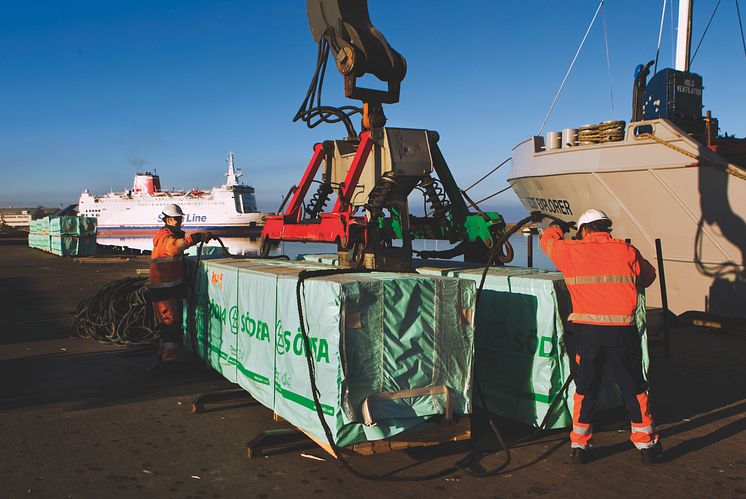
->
xmin=292 ymin=210 xmax=573 ymax=480
xmin=295 ymin=267 xmax=468 ymax=481
xmin=185 ymin=236 xmax=290 ymax=361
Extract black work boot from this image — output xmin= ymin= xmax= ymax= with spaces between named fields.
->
xmin=571 ymin=447 xmax=591 ymax=464
xmin=640 ymin=442 xmax=663 ymax=464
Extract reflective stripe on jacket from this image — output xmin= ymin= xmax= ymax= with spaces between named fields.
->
xmin=149 ymin=227 xmax=196 ymax=289
xmin=540 ymin=226 xmax=656 ymax=326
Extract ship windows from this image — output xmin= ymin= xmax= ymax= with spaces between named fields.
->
xmin=235 ymin=193 xmax=257 ymax=213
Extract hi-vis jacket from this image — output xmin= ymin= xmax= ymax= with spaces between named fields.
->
xmin=540 ymin=227 xmax=656 ymax=326
xmin=149 ymin=227 xmax=197 ymax=291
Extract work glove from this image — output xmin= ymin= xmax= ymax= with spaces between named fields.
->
xmin=550 ymin=220 xmax=577 ymax=234
xmin=191 ymin=231 xmax=212 ymax=243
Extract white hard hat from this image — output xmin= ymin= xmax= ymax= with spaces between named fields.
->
xmin=162 ymin=204 xmax=185 ymax=218
xmin=577 ymin=208 xmax=610 ymax=228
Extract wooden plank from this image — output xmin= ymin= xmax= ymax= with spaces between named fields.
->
xmin=299 ymin=429 xmax=338 ymax=458
xmin=300 ymin=417 xmax=471 ymax=458
xmin=351 ymin=418 xmax=471 ymax=456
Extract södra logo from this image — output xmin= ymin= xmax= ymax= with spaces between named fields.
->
xmin=209 ymin=300 xmax=226 ymax=324
xmin=275 ymin=321 xmax=330 ymax=364
xmin=239 ymin=310 xmax=271 ymax=342
xmin=478 ymin=324 xmax=556 ymax=358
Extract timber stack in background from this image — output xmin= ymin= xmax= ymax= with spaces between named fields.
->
xmin=27 ymin=215 xmax=98 ymax=257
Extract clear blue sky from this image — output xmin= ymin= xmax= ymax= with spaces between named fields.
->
xmin=2 ymin=0 xmax=744 ymax=220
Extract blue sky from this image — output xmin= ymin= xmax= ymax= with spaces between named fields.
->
xmin=1 ymin=0 xmax=744 ymax=220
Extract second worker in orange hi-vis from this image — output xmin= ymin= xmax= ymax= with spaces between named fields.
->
xmin=149 ymin=203 xmax=213 ymax=363
xmin=540 ymin=208 xmax=662 ymax=465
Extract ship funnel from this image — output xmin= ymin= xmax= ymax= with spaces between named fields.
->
xmin=132 ymin=172 xmax=161 ymax=195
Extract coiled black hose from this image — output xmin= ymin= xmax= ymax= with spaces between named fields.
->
xmin=71 ymin=277 xmax=158 ymax=346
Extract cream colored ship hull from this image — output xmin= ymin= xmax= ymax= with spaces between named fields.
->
xmin=509 ymin=119 xmax=746 ymax=318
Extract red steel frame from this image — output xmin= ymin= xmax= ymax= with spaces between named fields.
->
xmin=261 ymin=131 xmax=374 ymax=248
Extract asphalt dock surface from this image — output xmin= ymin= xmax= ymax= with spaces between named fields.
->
xmin=2 ymin=236 xmax=746 ymax=498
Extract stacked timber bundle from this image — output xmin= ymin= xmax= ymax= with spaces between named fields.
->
xmin=417 ymin=264 xmax=649 ymax=429
xmin=49 ymin=216 xmax=97 ymax=256
xmin=28 ymin=217 xmax=51 ymax=252
xmin=28 ymin=216 xmax=97 ymax=256
xmin=183 ymin=257 xmax=475 ymax=451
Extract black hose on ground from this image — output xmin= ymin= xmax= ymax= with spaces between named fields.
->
xmin=296 ymin=267 xmax=468 ymax=481
xmin=464 ymin=210 xmax=576 ymax=474
xmin=292 ymin=211 xmax=574 ymax=480
xmin=464 ymin=213 xmax=540 ymax=476
xmin=71 ymin=277 xmax=158 ymax=346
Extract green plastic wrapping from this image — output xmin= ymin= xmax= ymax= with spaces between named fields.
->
xmin=49 ymin=216 xmax=97 ymax=236
xmin=29 ymin=217 xmax=50 ymax=235
xmin=48 ymin=236 xmax=97 ymax=257
xmin=184 ymin=258 xmax=475 ymax=447
xmin=416 ymin=264 xmax=649 ymax=429
xmin=234 ymin=260 xmax=301 ymax=409
xmin=29 ymin=217 xmax=96 ymax=255
xmin=27 ymin=233 xmax=50 ymax=251
xmin=188 ymin=259 xmax=239 ymax=383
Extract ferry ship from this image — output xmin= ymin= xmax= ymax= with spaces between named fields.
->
xmin=78 ymin=152 xmax=269 ymax=237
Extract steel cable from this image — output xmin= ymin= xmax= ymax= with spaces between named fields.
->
xmin=601 ymin=3 xmax=615 ymax=114
xmin=736 ymin=0 xmax=746 ymax=58
xmin=537 ymin=0 xmax=605 ymax=135
xmin=654 ymin=0 xmax=668 ymax=74
xmin=473 ymin=185 xmax=513 ymax=206
xmin=690 ymin=0 xmax=723 ymax=66
xmin=461 ymin=157 xmax=511 ymax=193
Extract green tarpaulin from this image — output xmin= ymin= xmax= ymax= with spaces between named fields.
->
xmin=50 ymin=216 xmax=97 ymax=236
xmin=29 ymin=216 xmax=97 ymax=256
xmin=49 ymin=236 xmax=97 ymax=257
xmin=184 ymin=257 xmax=475 ymax=447
xmin=416 ymin=264 xmax=649 ymax=429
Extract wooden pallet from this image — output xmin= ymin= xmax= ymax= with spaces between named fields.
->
xmin=302 ymin=416 xmax=471 ymax=458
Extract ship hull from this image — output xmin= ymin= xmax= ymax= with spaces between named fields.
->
xmin=509 ymin=119 xmax=746 ymax=319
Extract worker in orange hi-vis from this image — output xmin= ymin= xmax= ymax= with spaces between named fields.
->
xmin=148 ymin=204 xmax=213 ymax=362
xmin=539 ymin=208 xmax=662 ymax=465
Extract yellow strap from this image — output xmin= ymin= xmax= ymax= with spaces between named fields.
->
xmin=545 ymin=238 xmax=555 ymax=258
xmin=565 ymin=275 xmax=634 ymax=285
xmin=569 ymin=312 xmax=635 ymax=324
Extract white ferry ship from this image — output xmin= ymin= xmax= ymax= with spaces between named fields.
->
xmin=78 ymin=152 xmax=269 ymax=237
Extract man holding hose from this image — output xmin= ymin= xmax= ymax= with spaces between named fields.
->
xmin=540 ymin=208 xmax=662 ymax=464
xmin=149 ymin=203 xmax=213 ymax=362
